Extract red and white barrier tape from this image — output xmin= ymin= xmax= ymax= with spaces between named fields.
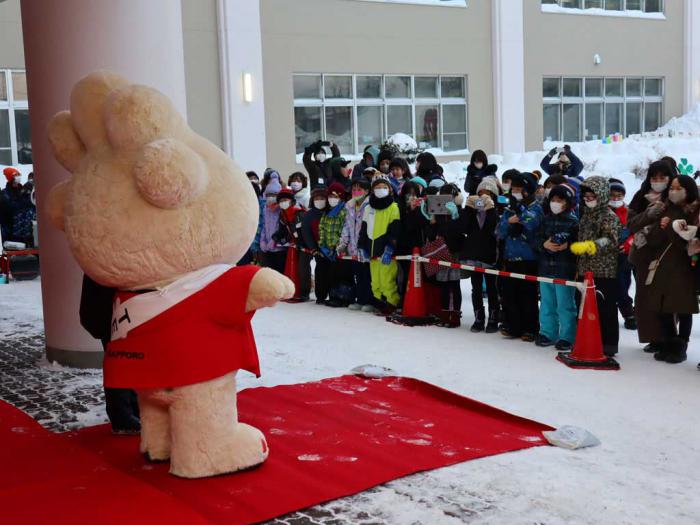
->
xmin=293 ymin=245 xmax=412 ymax=262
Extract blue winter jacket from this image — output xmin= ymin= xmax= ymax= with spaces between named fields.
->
xmin=497 ymin=200 xmax=544 ymax=262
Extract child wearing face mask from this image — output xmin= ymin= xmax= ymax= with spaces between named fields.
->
xmin=288 ymin=172 xmax=310 ymax=209
xmin=639 ymin=175 xmax=699 ymax=364
xmin=336 ymin=178 xmax=374 ymax=312
xmin=377 ymin=149 xmax=394 ymax=177
xmin=259 ymin=176 xmax=287 ymax=274
xmin=570 ymin=176 xmax=621 ymax=357
xmin=300 ymin=188 xmax=329 ymax=303
xmin=389 ymin=157 xmax=411 ymax=195
xmin=535 ymin=184 xmax=579 ymax=351
xmin=271 ymin=187 xmax=306 ymax=301
xmin=608 ymin=179 xmax=636 ymax=330
xmin=359 ymin=176 xmax=402 ymax=314
xmin=464 ymin=149 xmax=498 ymax=196
xmin=318 ymin=183 xmax=351 ymax=307
xmin=396 ymin=181 xmax=429 ymax=298
xmin=497 ymin=172 xmax=544 ymax=341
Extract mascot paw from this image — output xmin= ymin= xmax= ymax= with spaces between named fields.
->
xmin=170 ymin=423 xmax=269 ymax=479
xmin=246 ymin=268 xmax=295 ymax=311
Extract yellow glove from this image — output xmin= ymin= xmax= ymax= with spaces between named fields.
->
xmin=570 ymin=240 xmax=597 ymax=256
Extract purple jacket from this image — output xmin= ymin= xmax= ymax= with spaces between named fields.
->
xmin=260 ymin=205 xmax=284 ymax=253
xmin=337 ymin=197 xmax=370 ymax=262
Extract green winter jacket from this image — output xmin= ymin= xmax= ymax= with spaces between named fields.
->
xmin=319 ymin=204 xmax=347 ymax=250
xmin=358 ymin=197 xmax=401 ymax=258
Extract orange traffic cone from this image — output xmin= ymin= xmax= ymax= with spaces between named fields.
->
xmin=388 ymin=248 xmax=435 ymax=326
xmin=557 ymin=272 xmax=619 ymax=370
xmin=283 ymin=246 xmax=302 ymax=302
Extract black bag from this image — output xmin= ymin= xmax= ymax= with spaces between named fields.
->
xmin=9 ymin=254 xmax=39 ymax=280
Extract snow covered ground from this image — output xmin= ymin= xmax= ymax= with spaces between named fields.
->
xmin=2 ymin=279 xmax=699 ymax=524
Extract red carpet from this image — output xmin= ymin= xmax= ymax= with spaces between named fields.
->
xmin=2 ymin=375 xmax=552 ymax=524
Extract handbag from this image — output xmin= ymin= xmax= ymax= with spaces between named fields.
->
xmin=645 ymin=243 xmax=673 ymax=286
xmin=421 ymin=236 xmax=458 ymax=278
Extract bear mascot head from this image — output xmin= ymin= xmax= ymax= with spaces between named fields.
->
xmin=47 ymin=70 xmax=293 ymax=478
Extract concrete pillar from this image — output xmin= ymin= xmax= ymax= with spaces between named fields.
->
xmin=21 ymin=0 xmax=187 ymax=368
xmin=217 ymin=0 xmax=267 ymax=173
xmin=684 ymin=0 xmax=700 ymax=112
xmin=491 ymin=0 xmax=525 ymax=154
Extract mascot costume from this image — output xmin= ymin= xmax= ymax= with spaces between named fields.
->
xmin=46 ymin=71 xmax=295 ymax=478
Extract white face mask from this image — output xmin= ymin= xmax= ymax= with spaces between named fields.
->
xmin=290 ymin=182 xmax=302 ymax=191
xmin=651 ymin=180 xmax=668 ymax=193
xmin=454 ymin=194 xmax=464 ymax=206
xmin=502 ymin=183 xmax=511 ymax=192
xmin=549 ymin=201 xmax=565 ymax=215
xmin=544 ymin=188 xmax=552 ymax=198
xmin=585 ymin=200 xmax=598 ymax=209
xmin=328 ymin=197 xmax=340 ymax=207
xmin=609 ymin=199 xmax=624 ymax=209
xmin=511 ymin=192 xmax=523 ymax=201
xmin=316 ymin=153 xmax=327 ymax=163
xmin=279 ymin=200 xmax=291 ymax=210
xmin=668 ymin=189 xmax=687 ymax=204
xmin=474 ymin=162 xmax=484 ymax=170
xmin=374 ymin=188 xmax=390 ymax=199
xmin=314 ymin=199 xmax=327 ymax=209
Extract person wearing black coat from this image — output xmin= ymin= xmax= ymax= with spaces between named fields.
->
xmin=303 ymin=140 xmax=341 ymax=189
xmin=464 ymin=149 xmax=498 ymax=196
xmin=540 ymin=144 xmax=583 ymax=179
xmin=79 ymin=275 xmax=140 ymax=434
xmin=457 ymin=177 xmax=501 ymax=332
xmin=396 ymin=182 xmax=428 ymax=298
xmin=415 ymin=152 xmax=444 ymax=182
xmin=300 ymin=187 xmax=329 ymax=302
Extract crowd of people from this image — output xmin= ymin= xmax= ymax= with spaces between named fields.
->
xmin=0 ymin=167 xmax=36 ymax=247
xmin=241 ymin=139 xmax=700 ymax=368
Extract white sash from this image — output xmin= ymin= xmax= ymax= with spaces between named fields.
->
xmin=110 ymin=264 xmax=233 ymax=341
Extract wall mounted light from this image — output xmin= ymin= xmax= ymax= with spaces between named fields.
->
xmin=593 ymin=54 xmax=602 ymax=65
xmin=243 ymin=73 xmax=253 ymax=103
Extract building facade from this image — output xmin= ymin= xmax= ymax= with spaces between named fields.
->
xmin=0 ymin=0 xmax=695 ymax=177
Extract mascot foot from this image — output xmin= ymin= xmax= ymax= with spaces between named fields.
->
xmin=169 ymin=423 xmax=269 ymax=479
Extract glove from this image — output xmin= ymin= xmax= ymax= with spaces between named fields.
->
xmin=548 ymin=147 xmax=558 ymax=157
xmin=359 ymin=248 xmax=369 ymax=261
xmin=320 ymin=247 xmax=336 ymax=261
xmin=381 ymin=246 xmax=394 ymax=265
xmin=570 ymin=240 xmax=597 ymax=256
xmin=445 ymin=201 xmax=459 ymax=220
xmin=508 ymin=223 xmax=524 ymax=237
xmin=594 ymin=237 xmax=610 ymax=249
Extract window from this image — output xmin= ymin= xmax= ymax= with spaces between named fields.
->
xmin=0 ymin=70 xmax=31 ymax=165
xmin=293 ymin=74 xmax=468 ymax=155
xmin=542 ymin=0 xmax=663 ymax=12
xmin=542 ymin=76 xmax=664 ymax=141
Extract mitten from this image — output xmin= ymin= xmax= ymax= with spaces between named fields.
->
xmin=570 ymin=240 xmax=597 ymax=256
xmin=320 ymin=247 xmax=336 ymax=261
xmin=445 ymin=201 xmax=459 ymax=220
xmin=381 ymin=245 xmax=394 ymax=265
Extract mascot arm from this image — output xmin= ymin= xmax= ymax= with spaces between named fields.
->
xmin=245 ymin=268 xmax=294 ymax=313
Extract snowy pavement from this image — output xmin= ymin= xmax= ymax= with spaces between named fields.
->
xmin=1 ymin=279 xmax=699 ymax=524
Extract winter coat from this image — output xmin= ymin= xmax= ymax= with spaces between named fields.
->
xmin=359 ymin=195 xmax=401 ymax=258
xmin=397 ymin=204 xmax=428 ymax=256
xmin=260 ymin=204 xmax=284 ymax=253
xmin=464 ymin=164 xmax=498 ymax=195
xmin=0 ymin=182 xmax=32 ymax=243
xmin=337 ymin=197 xmax=370 ymax=261
xmin=351 ymin=146 xmax=380 ymax=180
xmin=497 ymin=199 xmax=544 ymax=262
xmin=577 ymin=176 xmax=620 ymax=279
xmin=634 ymin=200 xmax=699 ymax=315
xmin=294 ymin=186 xmax=310 ymax=210
xmin=458 ymin=196 xmax=499 ymax=265
xmin=274 ymin=205 xmax=305 ymax=247
xmin=303 ymin=141 xmax=341 ymax=189
xmin=426 ymin=214 xmax=464 ymax=256
xmin=319 ymin=203 xmax=347 ymax=250
xmin=300 ymin=207 xmax=324 ymax=251
xmin=250 ymin=196 xmax=265 ymax=253
xmin=540 ymin=149 xmax=584 ymax=179
xmin=536 ymin=211 xmax=579 ymax=279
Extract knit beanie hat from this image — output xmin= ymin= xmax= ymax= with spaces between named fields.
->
xmin=276 ymin=187 xmax=295 ymax=202
xmin=327 ymin=182 xmax=346 ymax=199
xmin=476 ymin=176 xmax=500 ymax=198
xmin=310 ymin=187 xmax=328 ymax=200
xmin=371 ymin=175 xmax=393 ymax=192
xmin=410 ymin=176 xmax=427 ymax=189
xmin=3 ymin=167 xmax=19 ymax=181
xmin=609 ymin=178 xmax=626 ymax=195
xmin=519 ymin=172 xmax=538 ymax=194
xmin=549 ymin=183 xmax=575 ymax=206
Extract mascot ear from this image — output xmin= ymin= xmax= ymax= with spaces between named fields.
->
xmin=46 ymin=180 xmax=70 ymax=231
xmin=133 ymin=138 xmax=208 ymax=209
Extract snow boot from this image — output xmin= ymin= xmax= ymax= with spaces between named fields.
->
xmin=485 ymin=308 xmax=499 ymax=333
xmin=470 ymin=308 xmax=485 ymax=333
xmin=535 ymin=334 xmax=554 ymax=347
xmin=662 ymin=338 xmax=688 ymax=364
xmin=361 ymin=304 xmax=378 ymax=313
xmin=555 ymin=339 xmax=573 ymax=352
xmin=644 ymin=342 xmax=662 ymax=353
xmin=521 ymin=333 xmax=536 ymax=343
xmin=623 ymin=316 xmax=637 ymax=330
xmin=348 ymin=303 xmax=362 ymax=311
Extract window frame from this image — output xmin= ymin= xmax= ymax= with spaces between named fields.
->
xmin=0 ymin=69 xmax=29 ymax=166
xmin=293 ymin=73 xmax=469 ymax=156
xmin=541 ymin=0 xmax=664 ymax=14
xmin=542 ymin=75 xmax=664 ymax=142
